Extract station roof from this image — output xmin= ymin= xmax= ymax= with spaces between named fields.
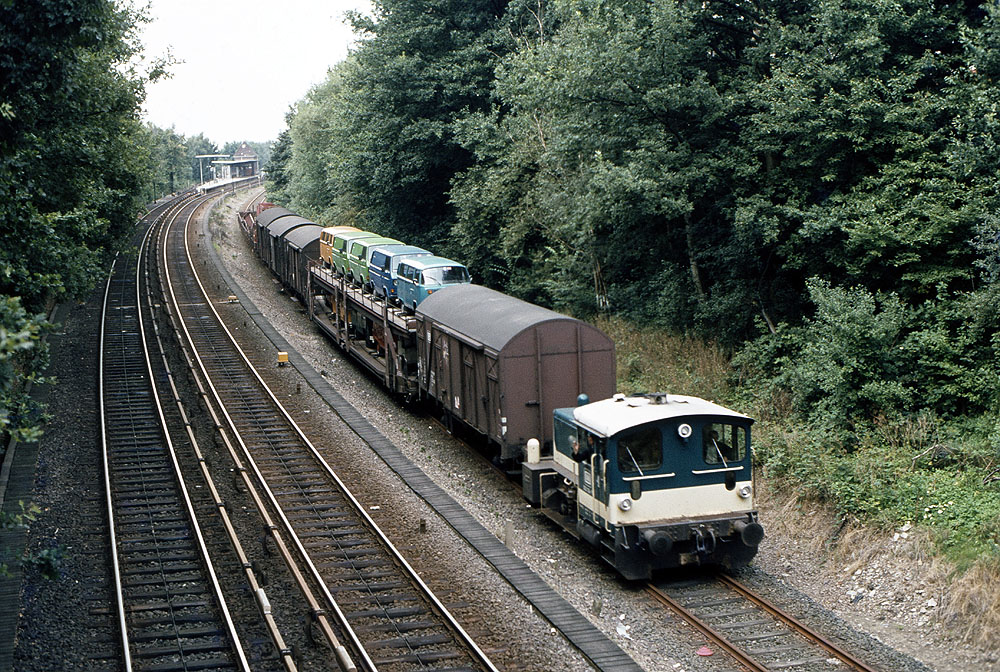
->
xmin=232 ymin=142 xmax=257 ymax=159
xmin=417 ymin=284 xmax=590 ymax=353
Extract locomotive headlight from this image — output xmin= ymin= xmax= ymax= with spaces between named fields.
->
xmin=739 ymin=484 xmax=752 ymax=499
xmin=677 ymin=423 xmax=692 ymax=439
xmin=618 ymin=498 xmax=633 ymax=512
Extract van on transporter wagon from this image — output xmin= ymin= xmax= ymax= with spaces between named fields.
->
xmin=396 ymin=256 xmax=471 ymax=313
xmin=368 ymin=243 xmax=432 ymax=301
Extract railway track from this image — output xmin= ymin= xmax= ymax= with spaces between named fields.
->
xmin=159 ymin=189 xmax=498 ymax=671
xmin=648 ymin=573 xmax=880 ymax=672
xmin=99 ymin=194 xmax=251 ymax=671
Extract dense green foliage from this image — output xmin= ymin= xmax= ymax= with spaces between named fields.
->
xmin=269 ymin=0 xmax=1000 ymax=563
xmin=0 ymin=0 xmax=158 ymax=441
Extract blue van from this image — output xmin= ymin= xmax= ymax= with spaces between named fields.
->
xmin=396 ymin=256 xmax=471 ymax=313
xmin=368 ymin=244 xmax=431 ymax=301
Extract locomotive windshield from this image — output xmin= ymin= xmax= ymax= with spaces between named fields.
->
xmin=617 ymin=425 xmax=662 ymax=475
xmin=424 ymin=266 xmax=470 ymax=285
xmin=702 ymin=422 xmax=747 ymax=465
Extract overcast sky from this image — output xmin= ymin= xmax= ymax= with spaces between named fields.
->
xmin=140 ymin=0 xmax=371 ymax=147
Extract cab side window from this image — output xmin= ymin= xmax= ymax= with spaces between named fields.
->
xmin=617 ymin=426 xmax=662 ymax=473
xmin=573 ymin=430 xmax=606 ymax=462
xmin=702 ymin=423 xmax=746 ymax=464
xmin=553 ymin=417 xmax=576 ymax=458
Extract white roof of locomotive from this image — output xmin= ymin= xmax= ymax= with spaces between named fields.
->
xmin=573 ymin=394 xmax=751 ymax=437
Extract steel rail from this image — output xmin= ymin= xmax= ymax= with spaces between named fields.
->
xmin=99 ymin=254 xmax=132 ymax=672
xmin=161 ymin=200 xmax=360 ymax=672
xmin=648 ymin=576 xmax=882 ymax=672
xmin=717 ymin=574 xmax=881 ymax=672
xmin=646 ymin=583 xmax=768 ymax=672
xmin=144 ymin=196 xmax=299 ymax=672
xmin=177 ymin=183 xmax=497 ymax=672
xmin=100 ymin=193 xmax=250 ymax=672
xmin=134 ymin=196 xmax=252 ymax=672
xmin=156 ymin=189 xmax=357 ymax=671
xmin=100 ymin=197 xmax=191 ymax=672
xmin=163 ymin=179 xmax=498 ymax=672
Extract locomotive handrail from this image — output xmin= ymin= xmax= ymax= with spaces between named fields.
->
xmin=692 ymin=465 xmax=745 ymax=474
xmin=622 ymin=472 xmax=676 ymax=481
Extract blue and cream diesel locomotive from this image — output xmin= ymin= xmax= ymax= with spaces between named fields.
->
xmin=522 ymin=392 xmax=764 ymax=580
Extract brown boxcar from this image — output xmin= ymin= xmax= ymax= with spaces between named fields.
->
xmin=265 ymin=215 xmax=314 ymax=277
xmin=255 ymin=207 xmax=294 ymax=267
xmin=416 ymin=284 xmax=615 ymax=461
xmin=282 ymin=224 xmax=323 ymax=299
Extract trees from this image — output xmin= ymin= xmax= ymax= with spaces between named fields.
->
xmin=729 ymin=0 xmax=1000 ymax=425
xmin=331 ymin=0 xmax=509 ymax=249
xmin=271 ymin=0 xmax=1000 ymax=426
xmin=452 ymin=0 xmax=740 ymax=319
xmin=144 ymin=125 xmax=189 ymax=199
xmin=0 ymin=0 xmax=156 ymax=440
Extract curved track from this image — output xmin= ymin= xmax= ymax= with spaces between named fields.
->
xmin=100 ymin=195 xmax=250 ymax=672
xmin=160 ymin=191 xmax=497 ymax=672
xmin=648 ymin=574 xmax=881 ymax=672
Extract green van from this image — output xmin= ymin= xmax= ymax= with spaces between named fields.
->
xmin=331 ymin=230 xmax=380 ymax=277
xmin=346 ymin=236 xmax=401 ymax=288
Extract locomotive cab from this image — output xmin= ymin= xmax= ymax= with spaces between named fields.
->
xmin=524 ymin=393 xmax=764 ymax=580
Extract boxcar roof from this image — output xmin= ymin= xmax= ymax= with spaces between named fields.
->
xmin=417 ymin=284 xmax=593 ymax=352
xmin=267 ymin=215 xmax=314 ymax=239
xmin=574 ymin=394 xmax=751 ymax=437
xmin=257 ymin=207 xmax=294 ymax=228
xmin=284 ymin=224 xmax=323 ymax=252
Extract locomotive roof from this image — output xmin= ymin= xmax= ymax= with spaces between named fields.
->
xmin=417 ymin=284 xmax=593 ymax=352
xmin=573 ymin=394 xmax=751 ymax=437
xmin=257 ymin=207 xmax=294 ymax=228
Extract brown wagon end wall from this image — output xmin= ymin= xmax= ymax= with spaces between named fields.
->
xmin=416 ymin=285 xmax=615 ymax=462
xmin=500 ymin=320 xmax=616 ymax=456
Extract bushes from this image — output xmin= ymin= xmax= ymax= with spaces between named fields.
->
xmin=737 ymin=279 xmax=1000 ymax=431
xmin=751 ymin=413 xmax=1000 ymax=566
xmin=0 ymin=297 xmax=51 ymax=444
xmin=603 ymin=302 xmax=1000 ymax=567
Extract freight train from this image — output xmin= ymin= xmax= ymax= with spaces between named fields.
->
xmin=237 ymin=203 xmax=764 ymax=580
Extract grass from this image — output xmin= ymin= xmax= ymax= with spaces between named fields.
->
xmin=595 ymin=315 xmax=732 ymax=402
